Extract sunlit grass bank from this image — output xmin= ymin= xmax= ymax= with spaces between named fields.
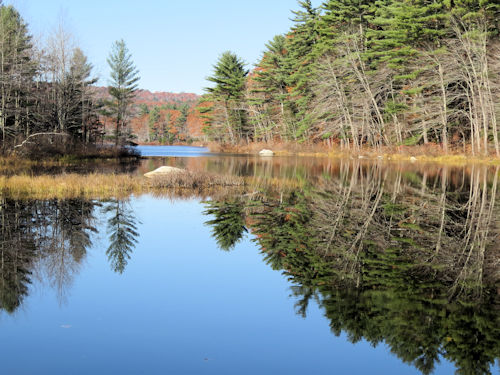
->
xmin=0 ymin=174 xmax=143 ymax=199
xmin=206 ymin=141 xmax=500 ymax=166
xmin=0 ymin=171 xmax=246 ymax=200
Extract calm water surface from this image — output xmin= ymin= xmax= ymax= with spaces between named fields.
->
xmin=0 ymin=146 xmax=498 ymax=374
xmin=136 ymin=145 xmax=210 ymax=157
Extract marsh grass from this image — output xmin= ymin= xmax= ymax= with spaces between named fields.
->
xmin=0 ymin=170 xmax=247 ymax=200
xmin=207 ymin=141 xmax=500 ymax=166
xmin=148 ymin=171 xmax=244 ymax=189
xmin=0 ymin=174 xmax=144 ymax=199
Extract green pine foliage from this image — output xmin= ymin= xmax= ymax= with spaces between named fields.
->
xmin=203 ymin=0 xmax=500 ymax=155
xmin=203 ymin=51 xmax=250 ymax=143
xmin=107 ymin=39 xmax=140 ymax=145
xmin=284 ymin=0 xmax=322 ymax=139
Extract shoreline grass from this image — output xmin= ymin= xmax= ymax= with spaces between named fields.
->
xmin=0 ymin=171 xmax=245 ymax=200
xmin=0 ymin=154 xmax=141 ymax=172
xmin=204 ymin=141 xmax=500 ymax=166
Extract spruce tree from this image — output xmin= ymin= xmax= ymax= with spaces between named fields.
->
xmin=67 ymin=48 xmax=98 ymax=141
xmin=107 ymin=39 xmax=140 ymax=145
xmin=251 ymin=34 xmax=294 ymax=139
xmin=0 ymin=4 xmax=33 ymax=147
xmin=204 ymin=51 xmax=249 ymax=143
xmin=284 ymin=0 xmax=321 ymax=139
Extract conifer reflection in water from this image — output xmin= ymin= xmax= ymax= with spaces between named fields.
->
xmin=0 ymin=197 xmax=142 ymax=310
xmin=203 ymin=163 xmax=499 ymax=375
xmin=102 ymin=199 xmax=140 ymax=274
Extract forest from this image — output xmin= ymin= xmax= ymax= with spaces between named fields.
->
xmin=201 ymin=0 xmax=500 ymax=156
xmin=0 ymin=2 xmax=202 ymax=158
xmin=0 ymin=3 xmax=106 ymax=156
xmin=2 ymin=0 xmax=499 ymax=158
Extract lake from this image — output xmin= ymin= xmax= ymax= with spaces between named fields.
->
xmin=0 ymin=146 xmax=498 ymax=374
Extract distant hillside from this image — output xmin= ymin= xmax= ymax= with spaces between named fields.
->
xmin=92 ymin=87 xmax=199 ymax=105
xmin=93 ymin=87 xmax=205 ymax=143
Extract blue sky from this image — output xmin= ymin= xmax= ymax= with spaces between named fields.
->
xmin=6 ymin=0 xmax=323 ymax=94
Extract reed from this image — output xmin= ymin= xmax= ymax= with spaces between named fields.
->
xmin=0 ymin=171 xmax=246 ymax=200
xmin=206 ymin=141 xmax=500 ymax=166
xmin=148 ymin=170 xmax=244 ymax=189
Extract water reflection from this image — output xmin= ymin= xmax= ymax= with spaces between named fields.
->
xmin=0 ymin=198 xmax=98 ymax=310
xmin=0 ymin=197 xmax=141 ymax=310
xmin=103 ymin=199 xmax=140 ymax=274
xmin=203 ymin=162 xmax=500 ymax=375
xmin=1 ymin=161 xmax=499 ymax=374
xmin=138 ymin=154 xmax=335 ymax=180
xmin=203 ymin=199 xmax=247 ymax=251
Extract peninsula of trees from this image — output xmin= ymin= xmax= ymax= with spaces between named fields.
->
xmin=0 ymin=2 xmax=201 ymax=158
xmin=201 ymin=0 xmax=500 ymax=156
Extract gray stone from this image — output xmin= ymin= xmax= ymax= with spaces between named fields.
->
xmin=259 ymin=149 xmax=274 ymax=156
xmin=144 ymin=166 xmax=185 ymax=178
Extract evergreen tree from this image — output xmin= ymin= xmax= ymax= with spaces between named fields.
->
xmin=284 ymin=0 xmax=321 ymax=139
xmin=147 ymin=106 xmax=160 ymax=142
xmin=107 ymin=39 xmax=140 ymax=145
xmin=251 ymin=34 xmax=294 ymax=140
xmin=66 ymin=48 xmax=98 ymax=141
xmin=0 ymin=4 xmax=33 ymax=147
xmin=204 ymin=51 xmax=249 ymax=143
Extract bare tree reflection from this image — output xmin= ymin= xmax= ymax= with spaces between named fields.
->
xmin=0 ymin=197 xmax=98 ymax=311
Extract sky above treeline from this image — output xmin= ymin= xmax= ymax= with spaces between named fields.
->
xmin=6 ymin=0 xmax=323 ymax=94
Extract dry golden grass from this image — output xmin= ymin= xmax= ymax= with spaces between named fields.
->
xmin=148 ymin=170 xmax=244 ymax=189
xmin=0 ymin=174 xmax=145 ymax=199
xmin=204 ymin=142 xmax=500 ymax=166
xmin=0 ymin=168 xmax=309 ymax=200
xmin=0 ymin=171 xmax=247 ymax=200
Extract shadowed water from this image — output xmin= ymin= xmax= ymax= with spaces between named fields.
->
xmin=0 ymin=147 xmax=498 ymax=374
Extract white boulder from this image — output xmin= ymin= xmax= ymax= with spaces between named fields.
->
xmin=144 ymin=166 xmax=185 ymax=178
xmin=259 ymin=149 xmax=274 ymax=156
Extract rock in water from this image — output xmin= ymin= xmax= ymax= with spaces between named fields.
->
xmin=144 ymin=166 xmax=185 ymax=178
xmin=259 ymin=149 xmax=274 ymax=156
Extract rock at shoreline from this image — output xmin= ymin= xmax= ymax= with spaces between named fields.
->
xmin=259 ymin=149 xmax=274 ymax=156
xmin=144 ymin=166 xmax=185 ymax=178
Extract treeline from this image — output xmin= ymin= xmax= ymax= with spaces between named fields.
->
xmin=0 ymin=3 xmax=141 ymax=157
xmin=201 ymin=0 xmax=500 ymax=155
xmin=0 ymin=3 xmax=104 ymax=155
xmin=139 ymin=102 xmax=193 ymax=144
